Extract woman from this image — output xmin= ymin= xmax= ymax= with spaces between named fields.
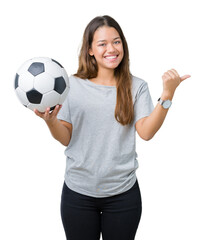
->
xmin=35 ymin=15 xmax=190 ymax=240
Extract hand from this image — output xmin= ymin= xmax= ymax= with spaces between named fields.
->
xmin=162 ymin=69 xmax=191 ymax=99
xmin=34 ymin=105 xmax=62 ymax=123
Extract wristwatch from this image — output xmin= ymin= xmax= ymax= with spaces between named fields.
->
xmin=158 ymin=98 xmax=172 ymax=109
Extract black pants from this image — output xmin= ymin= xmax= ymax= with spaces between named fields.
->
xmin=61 ymin=180 xmax=142 ymax=240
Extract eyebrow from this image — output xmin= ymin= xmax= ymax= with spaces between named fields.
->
xmin=97 ymin=37 xmax=121 ymax=43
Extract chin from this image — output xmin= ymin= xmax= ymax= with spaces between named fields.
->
xmin=105 ymin=62 xmax=121 ymax=69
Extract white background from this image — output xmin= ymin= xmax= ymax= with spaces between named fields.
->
xmin=1 ymin=0 xmax=203 ymax=239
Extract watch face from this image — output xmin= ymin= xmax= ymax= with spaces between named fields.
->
xmin=163 ymin=100 xmax=172 ymax=109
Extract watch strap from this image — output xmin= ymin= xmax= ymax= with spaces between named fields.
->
xmin=158 ymin=97 xmax=172 ymax=109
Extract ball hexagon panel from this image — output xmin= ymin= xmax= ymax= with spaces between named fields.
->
xmin=61 ymin=69 xmax=69 ymax=85
xmin=34 ymin=72 xmax=55 ymax=94
xmin=27 ymin=103 xmax=47 ymax=113
xmin=26 ymin=89 xmax=43 ymax=104
xmin=16 ymin=59 xmax=33 ymax=75
xmin=59 ymin=87 xmax=70 ymax=104
xmin=54 ymin=77 xmax=66 ymax=94
xmin=45 ymin=61 xmax=64 ymax=78
xmin=15 ymin=87 xmax=29 ymax=106
xmin=41 ymin=91 xmax=60 ymax=109
xmin=18 ymin=71 xmax=34 ymax=92
xmin=28 ymin=62 xmax=45 ymax=76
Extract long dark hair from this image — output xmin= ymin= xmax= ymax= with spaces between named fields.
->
xmin=74 ymin=15 xmax=134 ymax=126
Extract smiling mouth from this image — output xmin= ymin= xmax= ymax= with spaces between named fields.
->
xmin=104 ymin=55 xmax=118 ymax=60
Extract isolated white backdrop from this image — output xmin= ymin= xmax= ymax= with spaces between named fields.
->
xmin=1 ymin=0 xmax=203 ymax=239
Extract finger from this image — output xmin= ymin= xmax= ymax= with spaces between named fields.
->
xmin=162 ymin=72 xmax=171 ymax=80
xmin=169 ymin=69 xmax=180 ymax=78
xmin=57 ymin=104 xmax=62 ymax=113
xmin=56 ymin=105 xmax=62 ymax=115
xmin=180 ymin=74 xmax=191 ymax=82
xmin=44 ymin=107 xmax=50 ymax=119
xmin=166 ymin=70 xmax=176 ymax=79
xmin=52 ymin=105 xmax=60 ymax=116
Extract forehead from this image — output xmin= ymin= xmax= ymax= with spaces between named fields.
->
xmin=93 ymin=26 xmax=120 ymax=41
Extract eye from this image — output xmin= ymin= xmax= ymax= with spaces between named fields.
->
xmin=98 ymin=43 xmax=106 ymax=47
xmin=114 ymin=40 xmax=121 ymax=44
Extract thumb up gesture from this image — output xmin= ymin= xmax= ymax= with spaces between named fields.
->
xmin=162 ymin=69 xmax=191 ymax=99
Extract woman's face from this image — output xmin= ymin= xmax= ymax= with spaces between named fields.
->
xmin=89 ymin=26 xmax=124 ymax=72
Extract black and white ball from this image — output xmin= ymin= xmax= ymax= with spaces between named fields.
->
xmin=14 ymin=57 xmax=69 ymax=112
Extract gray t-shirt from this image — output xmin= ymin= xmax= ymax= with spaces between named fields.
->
xmin=57 ymin=75 xmax=154 ymax=197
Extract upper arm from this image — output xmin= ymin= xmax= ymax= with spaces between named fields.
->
xmin=60 ymin=120 xmax=73 ymax=137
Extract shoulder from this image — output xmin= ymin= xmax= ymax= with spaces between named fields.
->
xmin=131 ymin=75 xmax=148 ymax=89
xmin=131 ymin=75 xmax=149 ymax=97
xmin=69 ymin=74 xmax=82 ymax=83
xmin=68 ymin=74 xmax=87 ymax=87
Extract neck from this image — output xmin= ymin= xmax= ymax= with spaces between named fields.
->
xmin=96 ymin=68 xmax=116 ymax=84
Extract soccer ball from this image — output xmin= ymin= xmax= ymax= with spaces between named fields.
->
xmin=14 ymin=57 xmax=69 ymax=112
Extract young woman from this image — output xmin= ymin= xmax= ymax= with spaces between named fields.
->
xmin=35 ymin=15 xmax=191 ymax=240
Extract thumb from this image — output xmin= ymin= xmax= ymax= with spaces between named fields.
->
xmin=180 ymin=74 xmax=191 ymax=82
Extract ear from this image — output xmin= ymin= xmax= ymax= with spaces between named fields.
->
xmin=89 ymin=48 xmax=94 ymax=56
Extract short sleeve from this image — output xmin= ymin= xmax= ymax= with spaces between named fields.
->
xmin=57 ymin=94 xmax=72 ymax=124
xmin=134 ymin=82 xmax=154 ymax=124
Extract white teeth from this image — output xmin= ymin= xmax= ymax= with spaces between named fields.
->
xmin=105 ymin=56 xmax=117 ymax=59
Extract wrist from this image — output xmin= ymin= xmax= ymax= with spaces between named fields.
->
xmin=45 ymin=117 xmax=58 ymax=127
xmin=161 ymin=91 xmax=174 ymax=100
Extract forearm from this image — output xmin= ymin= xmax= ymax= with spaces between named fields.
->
xmin=46 ymin=118 xmax=71 ymax=146
xmin=136 ymin=69 xmax=191 ymax=141
xmin=141 ymin=92 xmax=174 ymax=140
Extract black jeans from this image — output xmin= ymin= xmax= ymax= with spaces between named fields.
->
xmin=61 ymin=180 xmax=142 ymax=240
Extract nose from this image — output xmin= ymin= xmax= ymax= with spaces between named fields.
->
xmin=106 ymin=43 xmax=116 ymax=53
